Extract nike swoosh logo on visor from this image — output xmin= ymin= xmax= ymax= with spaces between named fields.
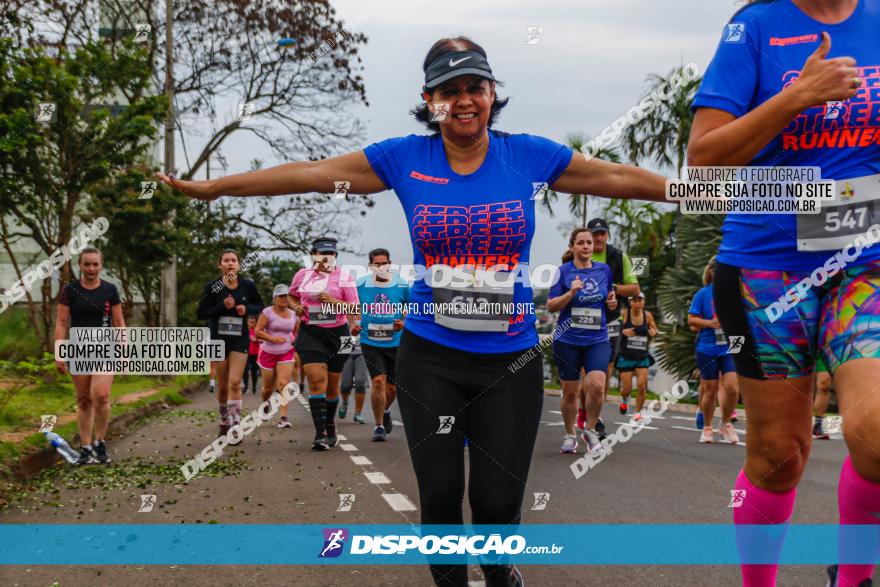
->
xmin=449 ymin=56 xmax=472 ymax=67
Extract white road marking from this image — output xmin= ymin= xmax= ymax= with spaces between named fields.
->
xmin=365 ymin=471 xmax=390 ymax=484
xmin=668 ymin=421 xmax=745 ymax=434
xmin=382 ymin=493 xmax=417 ymax=512
xmin=670 ymin=425 xmax=702 ymax=433
xmin=540 ymin=421 xmax=565 ymax=426
xmin=393 ymin=420 xmax=403 ymax=426
xmin=337 ymin=434 xmax=347 ymax=441
xmin=350 ymin=455 xmax=372 ymax=466
xmin=548 ymin=410 xmax=562 ymax=414
xmin=613 ymin=421 xmax=659 ymax=430
xmin=340 ymin=443 xmax=358 ymax=451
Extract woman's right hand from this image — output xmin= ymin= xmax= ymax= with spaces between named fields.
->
xmin=55 ymin=360 xmax=68 ymax=375
xmin=794 ymin=32 xmax=859 ymax=107
xmin=622 ymin=327 xmax=636 ymax=337
xmin=290 ymin=301 xmax=305 ymax=317
xmin=223 ymin=294 xmax=236 ymax=309
xmin=156 ymin=172 xmax=220 ymax=202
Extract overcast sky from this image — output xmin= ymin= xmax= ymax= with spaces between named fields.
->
xmin=190 ymin=0 xmax=742 ymax=268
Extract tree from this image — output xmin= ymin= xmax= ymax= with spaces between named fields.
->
xmin=5 ymin=0 xmax=372 ymax=328
xmin=0 ymin=34 xmax=166 ymax=348
xmin=614 ymin=64 xmax=726 ymax=378
xmin=654 ymin=214 xmax=724 ymax=378
xmin=621 ymin=65 xmax=702 ymax=176
xmin=540 ymin=133 xmax=621 ymax=229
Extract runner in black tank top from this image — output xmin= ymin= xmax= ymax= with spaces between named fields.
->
xmin=615 ymin=293 xmax=657 ymax=420
xmin=54 ymin=247 xmax=124 ymax=465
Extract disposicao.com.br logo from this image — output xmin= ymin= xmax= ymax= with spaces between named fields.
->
xmin=319 ymin=528 xmax=562 ymax=557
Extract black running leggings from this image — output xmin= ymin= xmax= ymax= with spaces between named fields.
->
xmin=244 ymin=354 xmax=260 ymax=390
xmin=396 ymin=330 xmax=544 ymax=586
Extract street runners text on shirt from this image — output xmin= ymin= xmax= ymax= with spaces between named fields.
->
xmin=321 ymin=302 xmax=536 ymax=316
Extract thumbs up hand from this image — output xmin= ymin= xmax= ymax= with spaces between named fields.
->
xmin=794 ymin=32 xmax=860 ymax=107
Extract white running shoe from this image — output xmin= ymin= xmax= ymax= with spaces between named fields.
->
xmin=699 ymin=427 xmax=714 ymax=443
xmin=720 ymin=422 xmax=739 ymax=444
xmin=560 ymin=434 xmax=578 ymax=454
xmin=582 ymin=429 xmax=604 ymax=455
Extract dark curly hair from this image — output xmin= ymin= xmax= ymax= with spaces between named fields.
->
xmin=410 ymin=36 xmax=509 ymax=133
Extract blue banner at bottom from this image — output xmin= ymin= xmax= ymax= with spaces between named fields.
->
xmin=0 ymin=524 xmax=878 ymax=565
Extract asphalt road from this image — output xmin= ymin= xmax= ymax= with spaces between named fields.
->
xmin=0 ymin=386 xmax=850 ymax=586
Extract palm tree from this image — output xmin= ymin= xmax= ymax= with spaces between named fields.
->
xmin=618 ymin=64 xmax=724 ymax=378
xmin=621 ymin=65 xmax=702 ymax=175
xmin=539 ymin=133 xmax=621 ymax=228
xmin=655 ymin=214 xmax=724 ymax=378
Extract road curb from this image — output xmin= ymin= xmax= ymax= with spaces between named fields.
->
xmin=3 ymin=380 xmax=203 ymax=482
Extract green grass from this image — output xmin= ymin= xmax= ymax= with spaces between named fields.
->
xmin=0 ymin=308 xmax=42 ymax=361
xmin=0 ymin=375 xmax=196 ymax=465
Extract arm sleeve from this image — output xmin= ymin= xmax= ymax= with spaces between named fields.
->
xmin=524 ymin=134 xmax=574 ymax=184
xmin=621 ymin=254 xmax=639 ymax=285
xmin=688 ymin=289 xmax=704 ymax=317
xmin=548 ymin=267 xmax=565 ymax=299
xmin=109 ymin=284 xmax=122 ymax=307
xmin=691 ymin=16 xmax=760 ymax=117
xmin=362 ymin=135 xmax=414 ymax=191
xmin=246 ymin=281 xmax=264 ymax=316
xmin=196 ymin=285 xmax=227 ymax=320
xmin=288 ymin=269 xmax=304 ymax=300
xmin=58 ymin=284 xmax=71 ymax=306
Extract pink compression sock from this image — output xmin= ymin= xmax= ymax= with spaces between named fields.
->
xmin=733 ymin=469 xmax=797 ymax=587
xmin=838 ymin=456 xmax=880 ymax=587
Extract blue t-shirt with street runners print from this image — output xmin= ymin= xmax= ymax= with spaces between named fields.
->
xmin=689 ymin=285 xmax=730 ymax=357
xmin=692 ymin=0 xmax=880 ymax=270
xmin=364 ymin=130 xmax=574 ymax=354
xmin=356 ymin=273 xmax=410 ymax=348
xmin=549 ymin=261 xmax=613 ymax=346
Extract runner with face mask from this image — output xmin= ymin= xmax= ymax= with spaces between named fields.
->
xmin=351 ymin=248 xmax=410 ymax=441
xmin=287 ymin=237 xmax=359 ymax=451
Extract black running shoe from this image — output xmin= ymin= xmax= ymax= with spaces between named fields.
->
xmin=813 ymin=419 xmax=830 ymax=440
xmin=76 ymin=446 xmax=97 ymax=466
xmin=326 ymin=424 xmax=338 ymax=448
xmin=218 ymin=423 xmax=229 ymax=438
xmin=595 ymin=418 xmax=607 ymax=440
xmin=312 ymin=434 xmax=330 ymax=451
xmin=94 ymin=440 xmax=111 ymax=464
xmin=481 ymin=564 xmax=524 ymax=587
xmin=383 ymin=410 xmax=393 ymax=434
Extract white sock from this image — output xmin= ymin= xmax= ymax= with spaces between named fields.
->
xmin=384 ymin=408 xmax=391 ymax=413
xmin=210 ymin=379 xmax=216 ymax=387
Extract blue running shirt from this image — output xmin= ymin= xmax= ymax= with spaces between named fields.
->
xmin=364 ymin=130 xmax=573 ymax=353
xmin=356 ymin=273 xmax=410 ymax=348
xmin=548 ymin=261 xmax=613 ymax=346
xmin=693 ymin=0 xmax=880 ymax=270
xmin=688 ymin=285 xmax=729 ymax=357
